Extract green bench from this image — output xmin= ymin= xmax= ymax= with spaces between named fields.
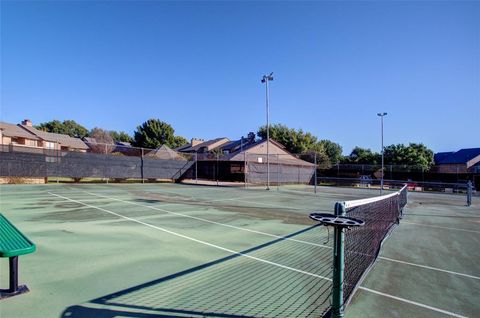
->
xmin=0 ymin=213 xmax=36 ymax=299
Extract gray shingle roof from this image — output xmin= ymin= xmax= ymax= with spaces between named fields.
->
xmin=0 ymin=122 xmax=41 ymax=140
xmin=178 ymin=138 xmax=230 ymax=152
xmin=20 ymin=125 xmax=88 ymax=150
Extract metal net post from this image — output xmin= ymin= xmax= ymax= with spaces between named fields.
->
xmin=332 ymin=202 xmax=346 ymax=318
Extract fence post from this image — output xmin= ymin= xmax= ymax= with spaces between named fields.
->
xmin=277 ymin=154 xmax=279 ymax=191
xmin=244 ymin=152 xmax=247 ymax=188
xmin=105 ymin=144 xmax=108 ymax=184
xmin=195 ymin=152 xmax=198 ymax=184
xmin=467 ymin=181 xmax=472 ymax=207
xmin=216 ymin=153 xmax=219 ymax=186
xmin=314 ymin=152 xmax=317 ymax=194
xmin=56 ymin=146 xmax=60 ymax=183
xmin=141 ymin=148 xmax=144 ymax=183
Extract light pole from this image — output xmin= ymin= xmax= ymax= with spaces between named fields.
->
xmin=377 ymin=112 xmax=387 ymax=194
xmin=262 ymin=72 xmax=274 ymax=190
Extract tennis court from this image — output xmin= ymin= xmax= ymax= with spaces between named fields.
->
xmin=0 ymin=183 xmax=478 ymax=318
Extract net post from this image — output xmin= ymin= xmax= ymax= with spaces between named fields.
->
xmin=467 ymin=181 xmax=472 ymax=207
xmin=332 ymin=202 xmax=346 ymax=318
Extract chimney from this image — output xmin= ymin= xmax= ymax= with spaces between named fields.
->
xmin=191 ymin=138 xmax=204 ymax=147
xmin=22 ymin=119 xmax=33 ymax=127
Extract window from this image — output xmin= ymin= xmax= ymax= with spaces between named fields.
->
xmin=26 ymin=139 xmax=37 ymax=147
xmin=45 ymin=142 xmax=55 ymax=149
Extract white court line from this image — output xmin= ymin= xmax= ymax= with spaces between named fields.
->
xmin=82 ymin=191 xmax=324 ymax=248
xmin=83 ymin=191 xmax=480 ymax=281
xmin=378 ymin=257 xmax=480 ymax=281
xmin=402 ymin=221 xmax=480 ymax=234
xmin=142 ymin=193 xmax=281 ymax=209
xmin=48 ymin=191 xmax=470 ymax=318
xmin=48 ymin=192 xmax=331 ymax=281
xmin=358 ymin=287 xmax=468 ymax=318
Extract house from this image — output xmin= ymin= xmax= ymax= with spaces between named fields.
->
xmin=188 ymin=137 xmax=316 ymax=184
xmin=20 ymin=119 xmax=89 ymax=152
xmin=1 ymin=119 xmax=88 ymax=152
xmin=0 ymin=121 xmax=42 ymax=149
xmin=146 ymin=145 xmax=187 ymax=160
xmin=434 ymin=148 xmax=480 ymax=174
xmin=176 ymin=138 xmax=231 ymax=154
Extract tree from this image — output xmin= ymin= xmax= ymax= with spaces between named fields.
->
xmin=110 ymin=131 xmax=133 ymax=143
xmin=88 ymin=127 xmax=115 ymax=153
xmin=343 ymin=147 xmax=381 ymax=164
xmin=36 ymin=120 xmax=88 ymax=138
xmin=257 ymin=124 xmax=340 ymax=164
xmin=257 ymin=124 xmax=318 ymax=153
xmin=133 ymin=119 xmax=186 ymax=149
xmin=318 ymin=140 xmax=343 ymax=164
xmin=383 ymin=143 xmax=434 ymax=169
xmin=173 ymin=136 xmax=188 ymax=148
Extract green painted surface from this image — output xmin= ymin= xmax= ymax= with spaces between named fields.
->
xmin=0 ymin=183 xmax=478 ymax=318
xmin=0 ymin=213 xmax=36 ymax=257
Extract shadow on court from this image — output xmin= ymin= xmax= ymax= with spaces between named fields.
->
xmin=60 ymin=224 xmax=332 ymax=318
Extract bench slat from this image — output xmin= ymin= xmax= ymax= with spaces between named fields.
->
xmin=0 ymin=214 xmax=36 ymax=257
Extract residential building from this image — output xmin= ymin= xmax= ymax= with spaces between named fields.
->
xmin=19 ymin=120 xmax=88 ymax=152
xmin=176 ymin=137 xmax=230 ymax=154
xmin=434 ymin=148 xmax=480 ymax=174
xmin=0 ymin=121 xmax=42 ymax=149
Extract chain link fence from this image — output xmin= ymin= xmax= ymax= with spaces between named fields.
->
xmin=0 ymin=143 xmax=194 ymax=183
xmin=1 ymin=144 xmax=477 ymax=194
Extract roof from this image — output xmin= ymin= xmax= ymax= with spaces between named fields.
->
xmin=434 ymin=152 xmax=455 ymax=164
xmin=177 ymin=137 xmax=230 ymax=152
xmin=146 ymin=145 xmax=186 ymax=160
xmin=437 ymin=148 xmax=480 ymax=164
xmin=115 ymin=141 xmax=132 ymax=147
xmin=20 ymin=125 xmax=89 ymax=150
xmin=224 ymin=139 xmax=315 ymax=166
xmin=0 ymin=122 xmax=41 ymax=140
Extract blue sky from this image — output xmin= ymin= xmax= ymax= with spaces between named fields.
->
xmin=1 ymin=1 xmax=478 ymax=154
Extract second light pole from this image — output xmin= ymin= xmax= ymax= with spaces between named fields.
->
xmin=262 ymin=72 xmax=274 ymax=190
xmin=377 ymin=112 xmax=387 ymax=194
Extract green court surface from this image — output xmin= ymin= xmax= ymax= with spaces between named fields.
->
xmin=0 ymin=183 xmax=478 ymax=318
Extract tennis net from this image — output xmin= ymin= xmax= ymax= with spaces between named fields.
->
xmin=340 ymin=185 xmax=407 ymax=306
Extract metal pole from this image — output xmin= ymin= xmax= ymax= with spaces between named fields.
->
xmin=381 ymin=115 xmax=384 ymax=194
xmin=141 ymin=148 xmax=145 ymax=183
xmin=314 ymin=152 xmax=317 ymax=194
xmin=195 ymin=152 xmax=198 ymax=184
xmin=105 ymin=144 xmax=108 ymax=184
xmin=377 ymin=112 xmax=387 ymax=194
xmin=467 ymin=180 xmax=472 ymax=207
xmin=265 ymin=78 xmax=270 ymax=190
xmin=277 ymin=154 xmax=279 ymax=191
xmin=9 ymin=256 xmax=19 ymax=293
xmin=216 ymin=153 xmax=219 ymax=186
xmin=244 ymin=151 xmax=247 ymax=188
xmin=332 ymin=202 xmax=346 ymax=318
